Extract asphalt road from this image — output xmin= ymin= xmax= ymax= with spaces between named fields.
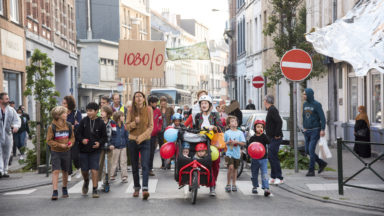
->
xmin=0 ymin=170 xmax=380 ymax=216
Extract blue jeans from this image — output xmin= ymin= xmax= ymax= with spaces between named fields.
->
xmin=129 ymin=139 xmax=150 ymax=191
xmin=304 ymin=128 xmax=326 ymax=172
xmin=251 ymin=158 xmax=269 ymax=189
xmin=13 ymin=131 xmax=26 ymax=156
xmin=268 ymin=138 xmax=283 ymax=180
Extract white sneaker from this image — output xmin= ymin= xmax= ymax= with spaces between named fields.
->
xmin=269 ymin=178 xmax=275 ymax=185
xmin=68 ymin=175 xmax=72 ymax=182
xmin=274 ymin=179 xmax=284 ymax=185
xmin=19 ymin=155 xmax=24 ymax=160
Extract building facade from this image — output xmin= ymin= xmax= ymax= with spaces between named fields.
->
xmin=0 ymin=0 xmax=26 ymax=109
xmin=306 ymin=0 xmax=384 ymax=151
xmin=76 ymin=0 xmax=151 ymax=106
xmin=24 ymin=0 xmax=78 ymax=119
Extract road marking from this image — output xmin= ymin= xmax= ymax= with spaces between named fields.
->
xmin=126 ymin=179 xmax=158 ymax=194
xmin=4 ymin=189 xmax=37 ymax=195
xmin=68 ymin=180 xmax=104 ymax=194
xmin=237 ymin=181 xmax=273 ymax=196
xmin=281 ymin=61 xmax=311 ymax=69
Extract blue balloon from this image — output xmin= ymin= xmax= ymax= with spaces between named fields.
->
xmin=164 ymin=128 xmax=178 ymax=142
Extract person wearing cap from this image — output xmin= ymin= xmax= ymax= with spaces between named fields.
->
xmin=171 ymin=113 xmax=185 ymax=129
xmin=193 ymin=95 xmax=224 ymax=197
xmin=194 ymin=143 xmax=208 ymax=159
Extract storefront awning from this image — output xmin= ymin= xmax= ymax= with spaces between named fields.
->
xmin=306 ymin=0 xmax=384 ymax=76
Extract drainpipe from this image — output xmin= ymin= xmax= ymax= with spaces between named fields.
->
xmin=87 ymin=0 xmax=92 ymax=39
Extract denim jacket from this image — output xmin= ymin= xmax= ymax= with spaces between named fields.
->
xmin=110 ymin=123 xmax=129 ymax=149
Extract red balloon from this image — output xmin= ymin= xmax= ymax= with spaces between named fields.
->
xmin=248 ymin=142 xmax=266 ymax=159
xmin=160 ymin=142 xmax=176 ymax=159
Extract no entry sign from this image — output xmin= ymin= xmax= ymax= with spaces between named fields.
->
xmin=280 ymin=49 xmax=312 ymax=81
xmin=252 ymin=76 xmax=264 ymax=88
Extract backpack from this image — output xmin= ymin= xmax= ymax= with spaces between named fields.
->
xmin=51 ymin=121 xmax=73 ymax=140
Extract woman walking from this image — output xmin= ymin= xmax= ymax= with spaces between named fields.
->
xmin=62 ymin=96 xmax=82 ymax=181
xmin=126 ymin=92 xmax=153 ymax=200
xmin=354 ymin=106 xmax=371 ymax=158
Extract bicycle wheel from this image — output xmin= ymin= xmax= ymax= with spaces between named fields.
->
xmin=191 ymin=171 xmax=198 ymax=204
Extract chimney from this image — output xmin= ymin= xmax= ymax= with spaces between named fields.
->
xmin=176 ymin=15 xmax=181 ymax=26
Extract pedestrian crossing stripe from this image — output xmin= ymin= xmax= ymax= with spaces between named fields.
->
xmin=4 ymin=189 xmax=37 ymax=195
xmin=126 ymin=179 xmax=158 ymax=194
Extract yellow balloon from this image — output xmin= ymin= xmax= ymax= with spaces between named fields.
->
xmin=210 ymin=145 xmax=219 ymax=161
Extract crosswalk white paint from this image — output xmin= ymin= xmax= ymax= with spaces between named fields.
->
xmin=4 ymin=189 xmax=37 ymax=195
xmin=126 ymin=179 xmax=158 ymax=194
xmin=306 ymin=183 xmax=384 ymax=191
xmin=237 ymin=181 xmax=274 ymax=196
xmin=68 ymin=180 xmax=104 ymax=194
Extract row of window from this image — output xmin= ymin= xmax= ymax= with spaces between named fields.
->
xmin=237 ymin=17 xmax=245 ymax=55
xmin=236 ymin=0 xmax=245 ymax=9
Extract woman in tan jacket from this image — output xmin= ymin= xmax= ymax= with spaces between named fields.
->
xmin=126 ymin=91 xmax=153 ymax=200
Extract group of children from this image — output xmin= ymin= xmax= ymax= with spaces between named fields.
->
xmin=47 ymin=101 xmax=272 ymax=200
xmin=47 ymin=102 xmax=129 ymax=200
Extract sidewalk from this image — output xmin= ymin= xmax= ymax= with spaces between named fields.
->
xmin=279 ymin=146 xmax=384 ymax=213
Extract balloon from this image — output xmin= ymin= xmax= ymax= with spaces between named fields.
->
xmin=164 ymin=128 xmax=178 ymax=142
xmin=248 ymin=142 xmax=266 ymax=159
xmin=210 ymin=145 xmax=219 ymax=161
xmin=160 ymin=142 xmax=176 ymax=159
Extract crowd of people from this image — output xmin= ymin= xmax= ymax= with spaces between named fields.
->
xmin=0 ymin=88 xmax=372 ymax=201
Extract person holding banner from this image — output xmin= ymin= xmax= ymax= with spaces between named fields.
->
xmin=126 ymin=92 xmax=153 ymax=200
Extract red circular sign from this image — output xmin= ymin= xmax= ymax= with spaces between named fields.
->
xmin=252 ymin=76 xmax=264 ymax=88
xmin=280 ymin=49 xmax=312 ymax=81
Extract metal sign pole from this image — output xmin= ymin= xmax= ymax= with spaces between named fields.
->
xmin=293 ymin=82 xmax=299 ymax=173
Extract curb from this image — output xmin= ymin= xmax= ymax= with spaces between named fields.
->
xmin=0 ymin=181 xmax=53 ymax=193
xmin=278 ymin=183 xmax=384 ymax=213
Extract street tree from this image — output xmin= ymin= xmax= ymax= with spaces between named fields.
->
xmin=263 ymin=0 xmax=327 ymax=147
xmin=24 ymin=49 xmax=60 ymax=170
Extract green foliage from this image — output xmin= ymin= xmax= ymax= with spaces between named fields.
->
xmin=24 ymin=49 xmax=59 ymax=170
xmin=278 ymin=146 xmax=309 ymax=170
xmin=263 ymin=2 xmax=327 ymax=87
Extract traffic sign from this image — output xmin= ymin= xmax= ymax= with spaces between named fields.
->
xmin=280 ymin=49 xmax=312 ymax=81
xmin=252 ymin=76 xmax=264 ymax=88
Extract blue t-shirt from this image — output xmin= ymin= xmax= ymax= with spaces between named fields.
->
xmin=224 ymin=129 xmax=246 ymax=159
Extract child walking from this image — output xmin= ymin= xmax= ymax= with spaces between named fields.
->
xmin=224 ymin=115 xmax=246 ymax=192
xmin=110 ymin=111 xmax=129 ymax=183
xmin=46 ymin=106 xmax=75 ymax=200
xmin=250 ymin=120 xmax=271 ymax=196
xmin=76 ymin=102 xmax=107 ymax=198
xmin=98 ymin=105 xmax=114 ymax=185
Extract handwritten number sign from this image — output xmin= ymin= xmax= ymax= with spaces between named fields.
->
xmin=118 ymin=40 xmax=166 ymax=78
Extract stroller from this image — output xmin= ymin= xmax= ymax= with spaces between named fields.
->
xmin=174 ymin=128 xmax=213 ymax=204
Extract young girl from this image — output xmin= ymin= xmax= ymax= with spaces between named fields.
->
xmin=194 ymin=143 xmax=208 ymax=159
xmin=110 ymin=111 xmax=129 ymax=183
xmin=171 ymin=113 xmax=185 ymax=129
xmin=249 ymin=120 xmax=271 ymax=197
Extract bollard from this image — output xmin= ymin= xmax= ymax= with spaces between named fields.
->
xmin=337 ymin=138 xmax=343 ymax=195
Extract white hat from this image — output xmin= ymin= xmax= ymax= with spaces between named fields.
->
xmin=199 ymin=95 xmax=212 ymax=104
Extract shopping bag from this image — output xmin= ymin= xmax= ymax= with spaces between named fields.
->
xmin=318 ymin=137 xmax=332 ymax=159
xmin=211 ymin=132 xmax=226 ymax=149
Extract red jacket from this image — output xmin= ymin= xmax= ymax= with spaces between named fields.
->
xmin=151 ymin=107 xmax=162 ymax=136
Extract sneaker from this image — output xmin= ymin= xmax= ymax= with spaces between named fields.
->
xmin=232 ymin=185 xmax=237 ymax=192
xmin=252 ymin=188 xmax=258 ymax=194
xmin=268 ymin=178 xmax=275 ymax=185
xmin=264 ymin=189 xmax=271 ymax=197
xmin=92 ymin=189 xmax=99 ymax=198
xmin=142 ymin=191 xmax=150 ymax=200
xmin=149 ymin=170 xmax=155 ymax=176
xmin=2 ymin=173 xmax=9 ymax=178
xmin=62 ymin=187 xmax=69 ymax=198
xmin=19 ymin=155 xmax=24 ymax=160
xmin=274 ymin=179 xmax=284 ymax=185
xmin=68 ymin=175 xmax=72 ymax=182
xmin=306 ymin=171 xmax=315 ymax=177
xmin=122 ymin=177 xmax=128 ymax=183
xmin=225 ymin=185 xmax=231 ymax=193
xmin=318 ymin=162 xmax=328 ymax=174
xmin=82 ymin=179 xmax=89 ymax=195
xmin=209 ymin=187 xmax=216 ymax=197
xmin=51 ymin=190 xmax=58 ymax=200
xmin=110 ymin=177 xmax=116 ymax=181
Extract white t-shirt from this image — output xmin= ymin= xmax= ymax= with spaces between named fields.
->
xmin=201 ymin=114 xmax=211 ymax=128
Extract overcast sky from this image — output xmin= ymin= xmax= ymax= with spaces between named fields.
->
xmin=150 ymin=0 xmax=229 ymax=41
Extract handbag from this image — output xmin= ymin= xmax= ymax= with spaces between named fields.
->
xmin=318 ymin=137 xmax=332 ymax=159
xmin=211 ymin=128 xmax=226 ymax=150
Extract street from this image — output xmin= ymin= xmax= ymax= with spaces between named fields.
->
xmin=0 ymin=168 xmax=381 ymax=216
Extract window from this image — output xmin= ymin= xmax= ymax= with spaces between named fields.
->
xmin=0 ymin=0 xmax=3 ymax=16
xmin=371 ymin=73 xmax=382 ymax=123
xmin=10 ymin=0 xmax=20 ymax=23
xmin=348 ymin=77 xmax=358 ymax=120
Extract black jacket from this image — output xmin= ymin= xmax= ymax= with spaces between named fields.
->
xmin=249 ymin=134 xmax=269 ymax=159
xmin=245 ymin=103 xmax=256 ymax=110
xmin=265 ymin=105 xmax=283 ymax=139
xmin=76 ymin=116 xmax=107 ymax=153
xmin=229 ymin=108 xmax=243 ymax=126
